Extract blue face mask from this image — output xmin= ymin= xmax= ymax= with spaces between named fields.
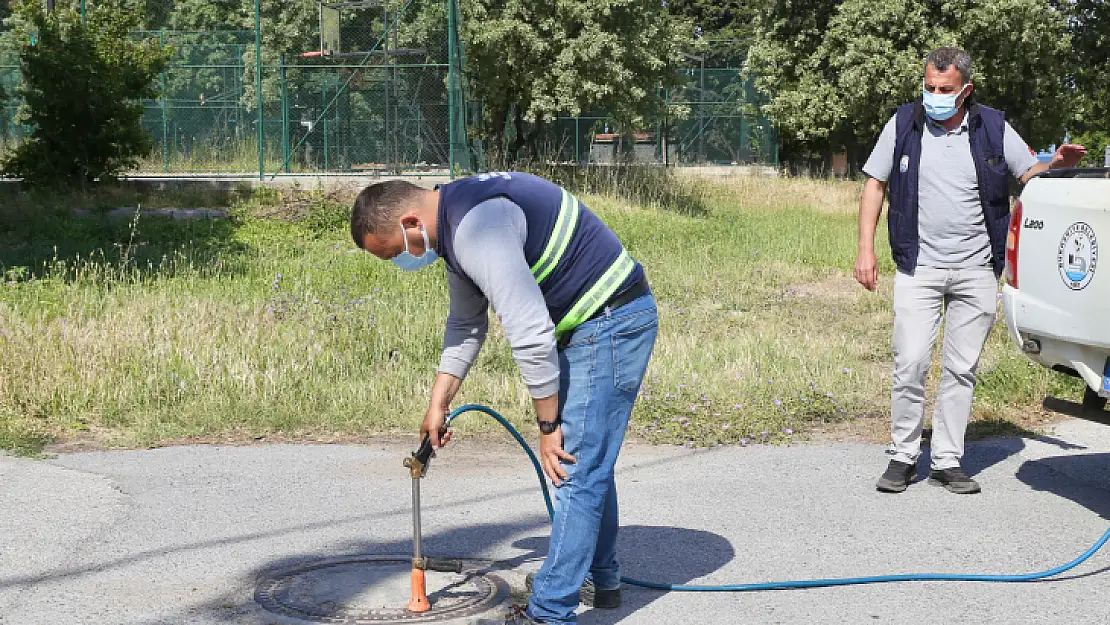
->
xmin=922 ymin=83 xmax=969 ymax=121
xmin=392 ymin=222 xmax=438 ymax=271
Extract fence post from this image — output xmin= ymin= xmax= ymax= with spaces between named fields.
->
xmin=447 ymin=0 xmax=456 ymax=179
xmin=663 ymin=88 xmax=669 ymax=167
xmin=280 ymin=53 xmax=289 ymax=174
xmin=254 ymin=0 xmax=263 ymax=180
xmin=80 ymin=0 xmax=85 ymax=22
xmin=698 ymin=57 xmax=705 ymax=163
xmin=575 ymin=117 xmax=580 ymax=165
xmin=160 ymin=30 xmax=169 ymax=173
xmin=322 ymin=76 xmax=329 ymax=171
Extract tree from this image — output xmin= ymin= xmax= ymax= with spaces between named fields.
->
xmin=406 ymin=0 xmax=691 ymax=163
xmin=665 ymin=0 xmax=762 ymax=66
xmin=1 ymin=0 xmax=172 ymax=187
xmin=746 ymin=0 xmax=1072 ymax=169
xmin=1067 ymin=0 xmax=1109 ymax=166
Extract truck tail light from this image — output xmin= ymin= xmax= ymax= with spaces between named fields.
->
xmin=1004 ymin=200 xmax=1022 ymax=288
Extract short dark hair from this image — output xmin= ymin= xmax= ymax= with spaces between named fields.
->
xmin=350 ymin=180 xmax=425 ymax=247
xmin=925 ymin=47 xmax=973 ymax=83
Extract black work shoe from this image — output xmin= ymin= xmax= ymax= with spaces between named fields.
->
xmin=928 ymin=466 xmax=981 ymax=494
xmin=875 ymin=459 xmax=916 ymax=493
xmin=474 ymin=604 xmax=539 ymax=624
xmin=526 ymin=571 xmax=621 ymax=609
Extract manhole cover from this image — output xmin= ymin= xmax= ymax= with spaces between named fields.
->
xmin=255 ymin=555 xmax=510 ymax=623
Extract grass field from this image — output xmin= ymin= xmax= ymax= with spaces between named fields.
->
xmin=0 ymin=172 xmax=1086 ymax=455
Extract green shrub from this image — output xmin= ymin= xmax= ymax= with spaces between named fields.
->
xmin=1 ymin=0 xmax=171 ymax=189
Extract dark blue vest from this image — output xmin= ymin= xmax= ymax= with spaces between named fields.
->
xmin=888 ymin=101 xmax=1011 ymax=276
xmin=435 ymin=172 xmax=642 ymax=325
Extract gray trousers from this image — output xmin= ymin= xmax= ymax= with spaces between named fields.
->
xmin=889 ymin=267 xmax=998 ymax=470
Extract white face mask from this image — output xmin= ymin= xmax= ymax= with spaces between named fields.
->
xmin=391 ymin=222 xmax=438 ymax=271
xmin=922 ymin=83 xmax=969 ymax=121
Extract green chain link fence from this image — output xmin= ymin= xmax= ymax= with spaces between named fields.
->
xmin=0 ymin=1 xmax=775 ymax=177
xmin=541 ymin=67 xmax=777 ymax=167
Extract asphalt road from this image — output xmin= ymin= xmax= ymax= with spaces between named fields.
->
xmin=4 ymin=417 xmax=1110 ymax=625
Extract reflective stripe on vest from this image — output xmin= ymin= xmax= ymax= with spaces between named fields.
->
xmin=554 ymin=249 xmax=636 ymax=337
xmin=530 ymin=188 xmax=580 ymax=284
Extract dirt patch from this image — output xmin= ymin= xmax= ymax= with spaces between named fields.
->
xmin=805 ymin=403 xmax=1072 ymax=447
xmin=785 ymin=275 xmax=869 ymax=301
xmin=251 ymin=187 xmax=356 ymax=221
xmin=40 ymin=426 xmax=419 ymax=454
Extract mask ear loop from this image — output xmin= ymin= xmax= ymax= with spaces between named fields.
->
xmin=400 ymin=222 xmax=414 ymax=256
xmin=418 ymin=223 xmax=432 ymax=257
xmin=400 ymin=221 xmax=431 ymax=259
xmin=956 ymin=83 xmax=971 ymax=108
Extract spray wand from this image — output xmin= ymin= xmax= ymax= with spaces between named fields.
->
xmin=402 ymin=431 xmax=463 ymax=613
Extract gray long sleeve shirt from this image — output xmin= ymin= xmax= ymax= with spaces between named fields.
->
xmin=437 ymin=197 xmax=561 ymax=398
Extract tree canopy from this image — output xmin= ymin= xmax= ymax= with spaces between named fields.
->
xmin=746 ymin=0 xmax=1073 ymax=168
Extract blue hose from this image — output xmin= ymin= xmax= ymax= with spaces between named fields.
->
xmin=445 ymin=404 xmax=1110 ymax=591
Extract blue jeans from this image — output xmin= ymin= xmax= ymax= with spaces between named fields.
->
xmin=527 ymin=291 xmax=659 ymax=625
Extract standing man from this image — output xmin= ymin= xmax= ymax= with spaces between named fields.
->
xmin=854 ymin=47 xmax=1086 ymax=494
xmin=351 ymin=171 xmax=658 ymax=624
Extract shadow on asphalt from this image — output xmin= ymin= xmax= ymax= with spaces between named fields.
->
xmin=506 ymin=525 xmax=735 ymax=625
xmin=1015 ymin=452 xmax=1110 ymax=521
xmin=908 ymin=432 xmax=1086 ymax=486
xmin=588 ymin=524 xmax=735 ymax=625
xmin=1043 ymin=397 xmax=1110 ymax=426
xmin=151 ymin=518 xmax=553 ymax=624
xmin=1012 ymin=451 xmax=1110 ymax=584
xmin=145 ymin=519 xmax=734 ymax=624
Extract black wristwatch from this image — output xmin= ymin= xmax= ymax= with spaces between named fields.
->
xmin=537 ymin=417 xmax=560 ymax=434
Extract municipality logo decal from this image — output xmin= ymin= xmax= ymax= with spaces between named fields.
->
xmin=1058 ymin=222 xmax=1099 ymax=291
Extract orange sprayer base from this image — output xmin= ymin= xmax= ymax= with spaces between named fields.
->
xmin=408 ymin=567 xmax=431 ymax=612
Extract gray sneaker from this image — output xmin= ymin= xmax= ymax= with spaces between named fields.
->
xmin=928 ymin=466 xmax=981 ymax=494
xmin=525 ymin=571 xmax=621 ymax=609
xmin=876 ymin=459 xmax=916 ymax=493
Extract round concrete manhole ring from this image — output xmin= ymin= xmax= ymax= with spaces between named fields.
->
xmin=255 ymin=555 xmax=510 ymax=623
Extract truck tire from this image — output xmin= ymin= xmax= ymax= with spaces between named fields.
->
xmin=1083 ymin=386 xmax=1108 ymax=411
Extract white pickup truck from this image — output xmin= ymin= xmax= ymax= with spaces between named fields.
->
xmin=1002 ymin=168 xmax=1110 ymax=411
